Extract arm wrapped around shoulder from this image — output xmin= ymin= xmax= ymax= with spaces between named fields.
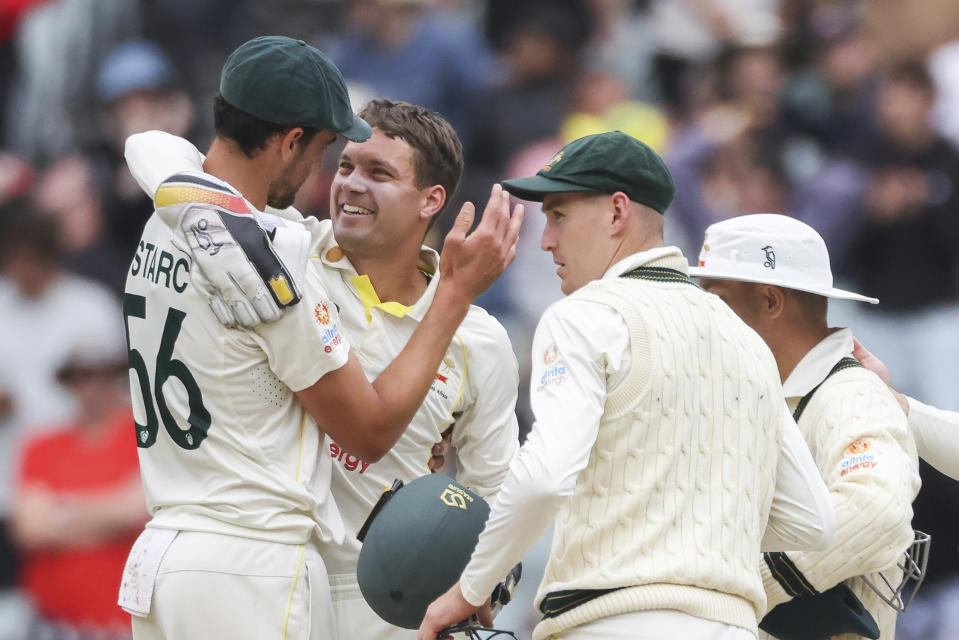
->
xmin=159 ymin=203 xmax=310 ymax=328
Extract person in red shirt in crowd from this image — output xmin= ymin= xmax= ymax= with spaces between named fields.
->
xmin=10 ymin=336 xmax=147 ymax=639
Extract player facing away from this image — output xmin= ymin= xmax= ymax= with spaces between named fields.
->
xmin=419 ymin=131 xmax=834 ymax=640
xmin=122 ymin=97 xmax=521 ymax=640
xmin=692 ymin=214 xmax=922 ymax=640
xmin=117 ymin=36 xmax=522 ymax=640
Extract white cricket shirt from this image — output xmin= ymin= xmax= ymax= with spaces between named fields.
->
xmin=125 ymin=171 xmax=349 ymax=545
xmin=123 ymin=131 xmax=519 ymax=568
xmin=309 ymin=223 xmax=520 ymax=574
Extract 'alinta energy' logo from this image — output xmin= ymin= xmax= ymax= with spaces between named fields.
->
xmin=538 ymin=343 xmax=567 ymax=391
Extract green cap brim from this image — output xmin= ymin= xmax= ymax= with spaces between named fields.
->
xmin=501 ymin=174 xmax=599 ymax=202
xmin=339 ymin=114 xmax=373 ymax=142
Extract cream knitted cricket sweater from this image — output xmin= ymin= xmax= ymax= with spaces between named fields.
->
xmin=533 ymin=259 xmax=784 ymax=640
xmin=760 ymin=354 xmax=919 ymax=640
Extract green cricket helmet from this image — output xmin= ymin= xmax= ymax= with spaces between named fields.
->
xmin=356 ymin=474 xmax=491 ymax=629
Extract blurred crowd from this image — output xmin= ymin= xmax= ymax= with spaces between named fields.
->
xmin=1 ymin=0 xmax=959 ymax=638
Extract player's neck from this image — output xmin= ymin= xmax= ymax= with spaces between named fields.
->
xmin=768 ymin=321 xmax=833 ymax=383
xmin=348 ymin=250 xmax=430 ymax=306
xmin=203 ymin=138 xmax=272 ymax=210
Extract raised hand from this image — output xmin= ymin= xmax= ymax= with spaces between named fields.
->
xmin=852 ymin=337 xmax=909 ymax=414
xmin=437 ymin=184 xmax=524 ymax=305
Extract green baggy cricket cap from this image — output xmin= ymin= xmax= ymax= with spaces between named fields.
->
xmin=502 ymin=130 xmax=675 ymax=214
xmin=220 ymin=35 xmax=371 ymax=141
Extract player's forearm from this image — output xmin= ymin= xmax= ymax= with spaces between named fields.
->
xmin=765 ymin=379 xmax=921 ymax=604
xmin=9 ymin=495 xmax=60 ymax=549
xmin=306 ymin=283 xmax=470 ymax=461
xmin=763 ymin=479 xmax=914 ymax=609
xmin=763 ymin=407 xmax=835 ymax=552
xmin=11 ymin=481 xmax=148 ymax=549
xmin=460 ymin=453 xmax=564 ymax=605
xmin=908 ymin=396 xmax=959 ymax=480
xmin=67 ymin=481 xmax=150 ymax=541
xmin=461 ymin=414 xmax=587 ymax=604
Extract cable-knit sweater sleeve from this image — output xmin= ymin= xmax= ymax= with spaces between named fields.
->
xmin=761 ymin=369 xmax=920 ymax=611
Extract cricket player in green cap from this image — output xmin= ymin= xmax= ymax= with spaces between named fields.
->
xmin=419 ymin=131 xmax=836 ymax=640
xmin=117 ymin=36 xmax=522 ymax=640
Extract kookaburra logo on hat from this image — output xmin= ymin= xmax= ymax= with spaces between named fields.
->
xmin=762 ymin=245 xmax=775 ymax=269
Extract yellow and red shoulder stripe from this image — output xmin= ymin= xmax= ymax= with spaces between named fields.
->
xmin=155 ymin=173 xmax=250 ymax=214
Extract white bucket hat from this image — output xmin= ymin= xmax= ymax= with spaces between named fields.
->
xmin=688 ymin=213 xmax=879 ymax=304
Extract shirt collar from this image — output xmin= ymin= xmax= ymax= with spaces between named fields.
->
xmin=313 ymin=234 xmax=440 ymax=323
xmin=264 ymin=204 xmax=306 ymax=223
xmin=782 ymin=327 xmax=855 ymax=399
xmin=602 ymin=246 xmax=688 ymax=279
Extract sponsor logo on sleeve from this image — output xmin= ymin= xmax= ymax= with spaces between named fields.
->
xmin=314 ymin=301 xmax=343 ymax=353
xmin=314 ymin=301 xmax=331 ymax=324
xmin=430 ymin=356 xmax=456 ymax=399
xmin=436 ymin=357 xmax=455 ymax=384
xmin=536 ymin=342 xmax=568 ymax=392
xmin=840 ymin=438 xmax=877 ymax=477
xmin=329 ymin=442 xmax=370 ymax=473
xmin=321 ymin=325 xmax=342 ymax=353
xmin=544 ymin=343 xmax=558 ymax=365
xmin=848 ymin=439 xmax=870 ymax=454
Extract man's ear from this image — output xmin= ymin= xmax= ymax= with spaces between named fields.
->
xmin=761 ymin=284 xmax=787 ymax=319
xmin=278 ymin=127 xmax=305 ymax=161
xmin=609 ymin=191 xmax=631 ymax=235
xmin=419 ymin=185 xmax=446 ymax=222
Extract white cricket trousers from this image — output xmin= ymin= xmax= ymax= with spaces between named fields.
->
xmin=329 ymin=573 xmax=473 ymax=640
xmin=131 ymin=531 xmax=333 ymax=640
xmin=551 ymin=610 xmax=757 ymax=639
xmin=330 ymin=572 xmax=415 ymax=640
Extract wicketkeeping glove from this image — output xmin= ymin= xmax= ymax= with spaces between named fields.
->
xmin=156 ymin=203 xmax=309 ymax=328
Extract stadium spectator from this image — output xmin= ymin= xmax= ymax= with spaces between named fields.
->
xmin=10 ymin=335 xmax=145 ymax=640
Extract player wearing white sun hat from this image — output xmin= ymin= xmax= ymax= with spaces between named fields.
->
xmin=692 ymin=213 xmax=925 ymax=640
